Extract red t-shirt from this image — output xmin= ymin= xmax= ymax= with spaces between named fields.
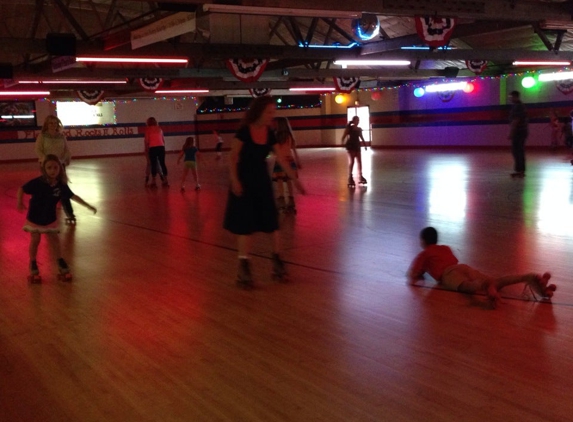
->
xmin=409 ymin=244 xmax=458 ymax=282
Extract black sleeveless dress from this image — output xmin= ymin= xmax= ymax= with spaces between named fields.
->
xmin=223 ymin=125 xmax=279 ymax=235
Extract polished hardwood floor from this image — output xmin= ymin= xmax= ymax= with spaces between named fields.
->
xmin=1 ymin=147 xmax=573 ymax=422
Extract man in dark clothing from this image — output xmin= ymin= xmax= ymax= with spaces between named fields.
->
xmin=508 ymin=90 xmax=529 ymax=178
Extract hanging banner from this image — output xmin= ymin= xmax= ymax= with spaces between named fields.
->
xmin=77 ymin=90 xmax=105 ymax=105
xmin=249 ymin=88 xmax=272 ymax=97
xmin=415 ymin=16 xmax=456 ymax=48
xmin=556 ymin=80 xmax=573 ymax=95
xmin=334 ymin=77 xmax=361 ymax=93
xmin=139 ymin=78 xmax=163 ymax=91
xmin=466 ymin=60 xmax=487 ymax=74
xmin=226 ymin=59 xmax=268 ymax=83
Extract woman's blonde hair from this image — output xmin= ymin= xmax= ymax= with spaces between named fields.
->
xmin=41 ymin=115 xmax=64 ymax=133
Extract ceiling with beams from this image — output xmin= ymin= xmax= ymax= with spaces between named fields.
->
xmin=2 ymin=0 xmax=573 ymax=98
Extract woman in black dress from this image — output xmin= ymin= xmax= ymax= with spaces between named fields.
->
xmin=223 ymin=96 xmax=304 ymax=288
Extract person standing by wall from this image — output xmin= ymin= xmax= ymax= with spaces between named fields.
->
xmin=223 ymin=96 xmax=305 ymax=289
xmin=508 ymin=90 xmax=529 ymax=178
xmin=144 ymin=117 xmax=169 ymax=187
xmin=35 ymin=115 xmax=76 ymax=223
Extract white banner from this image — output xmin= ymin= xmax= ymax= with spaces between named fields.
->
xmin=56 ymin=101 xmax=116 ymax=126
xmin=131 ymin=12 xmax=196 ymax=50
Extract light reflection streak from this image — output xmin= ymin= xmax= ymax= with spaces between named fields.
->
xmin=537 ymin=169 xmax=573 ymax=236
xmin=427 ymin=159 xmax=468 ymax=222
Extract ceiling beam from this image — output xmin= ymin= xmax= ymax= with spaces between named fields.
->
xmin=125 ymin=0 xmax=572 ymax=22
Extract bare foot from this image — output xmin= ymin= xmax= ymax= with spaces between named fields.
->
xmin=486 ymin=282 xmax=502 ymax=309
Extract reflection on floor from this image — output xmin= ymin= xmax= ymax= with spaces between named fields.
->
xmin=1 ymin=148 xmax=573 ymax=421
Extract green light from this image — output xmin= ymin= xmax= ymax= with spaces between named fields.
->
xmin=521 ymin=76 xmax=536 ymax=89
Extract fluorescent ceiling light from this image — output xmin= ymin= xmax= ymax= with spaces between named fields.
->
xmin=289 ymin=87 xmax=336 ymax=92
xmin=425 ymin=82 xmax=467 ymax=92
xmin=203 ymin=4 xmax=361 ymax=19
xmin=334 ymin=59 xmax=411 ymax=67
xmin=513 ymin=60 xmax=570 ymax=66
xmin=76 ymin=57 xmax=188 ymax=64
xmin=155 ymin=89 xmax=209 ymax=94
xmin=2 ymin=114 xmax=35 ymax=119
xmin=18 ymin=79 xmax=127 ymax=84
xmin=42 ymin=80 xmax=128 ymax=84
xmin=0 ymin=91 xmax=50 ymax=96
xmin=299 ymin=42 xmax=359 ymax=49
xmin=538 ymin=71 xmax=573 ymax=81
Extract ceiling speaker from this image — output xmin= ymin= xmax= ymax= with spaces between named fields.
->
xmin=0 ymin=63 xmax=13 ymax=79
xmin=46 ymin=33 xmax=76 ymax=56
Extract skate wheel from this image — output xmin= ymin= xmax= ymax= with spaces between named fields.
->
xmin=236 ymin=279 xmax=253 ymax=290
xmin=59 ymin=273 xmax=73 ymax=282
xmin=547 ymin=283 xmax=557 ymax=292
xmin=28 ymin=275 xmax=42 ymax=284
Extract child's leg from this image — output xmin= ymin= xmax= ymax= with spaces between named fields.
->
xmin=356 ymin=150 xmax=363 ymax=176
xmin=29 ymin=232 xmax=41 ymax=261
xmin=192 ymin=167 xmax=199 ymax=185
xmin=347 ymin=152 xmax=355 ymax=175
xmin=238 ymin=235 xmax=251 ymax=259
xmin=181 ymin=167 xmax=189 ymax=188
xmin=46 ymin=232 xmax=62 ymax=259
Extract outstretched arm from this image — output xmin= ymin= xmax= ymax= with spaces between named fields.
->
xmin=71 ymin=195 xmax=97 ymax=214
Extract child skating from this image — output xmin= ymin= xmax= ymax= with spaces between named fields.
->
xmin=272 ymin=117 xmax=301 ymax=213
xmin=17 ymin=155 xmax=97 ymax=283
xmin=407 ymin=227 xmax=556 ymax=308
xmin=177 ymin=136 xmax=201 ymax=191
xmin=341 ymin=116 xmax=367 ymax=188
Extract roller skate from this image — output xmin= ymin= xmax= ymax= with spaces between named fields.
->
xmin=27 ymin=260 xmax=42 ymax=284
xmin=526 ymin=272 xmax=556 ymax=301
xmin=236 ymin=258 xmax=253 ymax=290
xmin=286 ymin=196 xmax=297 ymax=214
xmin=180 ymin=185 xmax=185 ymax=192
xmin=161 ymin=176 xmax=169 ymax=187
xmin=195 ymin=184 xmax=201 ymax=191
xmin=65 ymin=215 xmax=76 ymax=225
xmin=145 ymin=175 xmax=150 ymax=186
xmin=359 ymin=175 xmax=367 ymax=185
xmin=276 ymin=196 xmax=287 ymax=213
xmin=148 ymin=177 xmax=157 ymax=188
xmin=271 ymin=253 xmax=287 ymax=282
xmin=57 ymin=258 xmax=73 ymax=282
xmin=347 ymin=175 xmax=355 ymax=188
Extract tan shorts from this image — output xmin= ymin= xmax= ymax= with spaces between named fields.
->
xmin=441 ymin=264 xmax=489 ymax=292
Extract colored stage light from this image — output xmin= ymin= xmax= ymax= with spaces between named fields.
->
xmin=521 ymin=76 xmax=536 ymax=89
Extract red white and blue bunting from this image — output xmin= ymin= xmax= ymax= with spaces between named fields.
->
xmin=139 ymin=78 xmax=163 ymax=91
xmin=437 ymin=91 xmax=455 ymax=102
xmin=226 ymin=58 xmax=269 ymax=83
xmin=334 ymin=77 xmax=361 ymax=93
xmin=415 ymin=16 xmax=456 ymax=48
xmin=249 ymin=88 xmax=272 ymax=97
xmin=466 ymin=60 xmax=488 ymax=75
xmin=556 ymin=80 xmax=573 ymax=95
xmin=77 ymin=90 xmax=105 ymax=105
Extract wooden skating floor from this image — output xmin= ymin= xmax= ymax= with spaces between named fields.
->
xmin=1 ymin=148 xmax=573 ymax=421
